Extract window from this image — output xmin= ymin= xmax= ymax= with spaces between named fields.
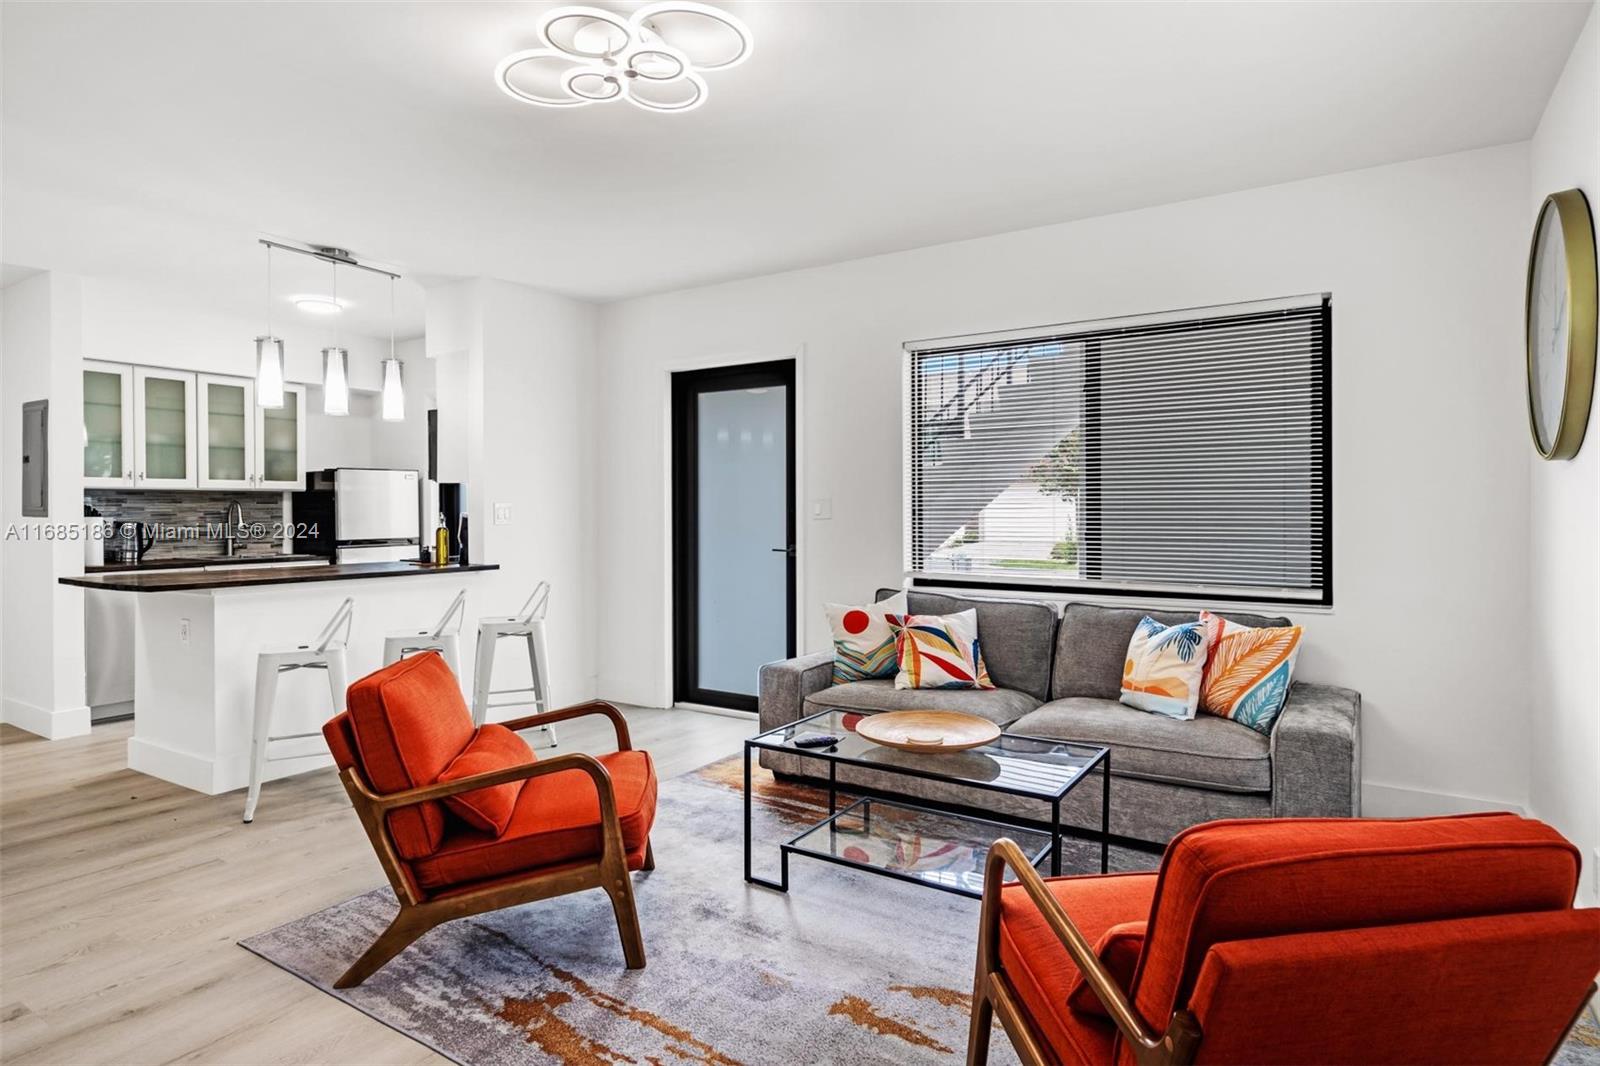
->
xmin=904 ymin=295 xmax=1330 ymax=606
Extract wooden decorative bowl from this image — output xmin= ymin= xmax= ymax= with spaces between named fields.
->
xmin=854 ymin=711 xmax=1002 ymax=753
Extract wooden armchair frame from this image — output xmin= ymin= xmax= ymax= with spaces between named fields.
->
xmin=968 ymin=838 xmax=1200 ymax=1066
xmin=333 ymin=700 xmax=653 ymax=989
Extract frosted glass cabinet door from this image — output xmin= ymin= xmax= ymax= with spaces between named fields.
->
xmin=133 ymin=367 xmax=196 ymax=488
xmin=83 ymin=361 xmax=134 ymax=488
xmin=255 ymin=383 xmax=305 ymax=490
xmin=197 ymin=374 xmax=255 ymax=489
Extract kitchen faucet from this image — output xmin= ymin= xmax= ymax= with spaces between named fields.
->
xmin=223 ymin=500 xmax=245 ymax=558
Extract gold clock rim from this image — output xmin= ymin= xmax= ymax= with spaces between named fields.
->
xmin=1525 ymin=188 xmax=1598 ymax=461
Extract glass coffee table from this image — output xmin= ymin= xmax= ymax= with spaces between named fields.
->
xmin=744 ymin=708 xmax=1110 ymax=898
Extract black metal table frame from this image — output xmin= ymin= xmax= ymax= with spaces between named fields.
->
xmin=742 ymin=719 xmax=1111 ymax=899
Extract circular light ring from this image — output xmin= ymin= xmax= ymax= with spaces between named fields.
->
xmin=624 ymin=70 xmax=707 ymax=113
xmin=537 ymin=5 xmax=636 ymax=59
xmin=631 ymin=1 xmax=751 ymax=70
xmin=494 ymin=49 xmax=592 ymax=107
xmin=562 ymin=65 xmax=624 ymax=102
xmin=293 ymin=295 xmax=343 ymax=314
xmin=624 ymin=45 xmax=686 ymax=81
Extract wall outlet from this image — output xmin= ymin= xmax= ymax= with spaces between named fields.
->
xmin=178 ymin=618 xmax=190 ymax=645
xmin=811 ymin=497 xmax=832 ymax=520
xmin=493 ymin=503 xmax=512 ymax=526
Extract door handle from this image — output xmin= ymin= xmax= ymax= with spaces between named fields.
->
xmin=771 ymin=546 xmax=795 ymax=557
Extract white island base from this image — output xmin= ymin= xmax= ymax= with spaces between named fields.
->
xmin=127 ymin=568 xmax=497 ymax=795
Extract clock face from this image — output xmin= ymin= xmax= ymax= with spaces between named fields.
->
xmin=1528 ymin=200 xmax=1570 ymax=453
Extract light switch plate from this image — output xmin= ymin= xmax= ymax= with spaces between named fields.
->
xmin=178 ymin=618 xmax=190 ymax=645
xmin=811 ymin=497 xmax=832 ymax=520
xmin=493 ymin=503 xmax=512 ymax=526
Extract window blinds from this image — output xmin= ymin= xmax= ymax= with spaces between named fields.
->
xmin=904 ymin=296 xmax=1330 ymax=605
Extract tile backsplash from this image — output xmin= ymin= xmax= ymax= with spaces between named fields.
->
xmin=84 ymin=490 xmax=290 ymax=560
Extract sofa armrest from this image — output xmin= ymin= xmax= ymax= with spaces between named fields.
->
xmin=1270 ymin=680 xmax=1361 ymax=818
xmin=758 ymin=651 xmax=834 ymax=733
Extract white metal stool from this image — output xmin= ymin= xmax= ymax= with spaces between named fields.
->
xmin=472 ymin=582 xmax=556 ymax=747
xmin=382 ymin=588 xmax=466 ymax=681
xmin=243 ymin=597 xmax=353 ymax=823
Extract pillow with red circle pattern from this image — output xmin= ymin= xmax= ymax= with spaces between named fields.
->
xmin=824 ymin=592 xmax=908 ymax=684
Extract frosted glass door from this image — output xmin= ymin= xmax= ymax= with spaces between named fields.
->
xmin=255 ymin=384 xmax=304 ymax=489
xmin=673 ymin=360 xmax=795 ymax=709
xmin=198 ymin=375 xmax=254 ymax=489
xmin=83 ymin=362 xmax=133 ymax=487
xmin=133 ymin=368 xmax=196 ymax=487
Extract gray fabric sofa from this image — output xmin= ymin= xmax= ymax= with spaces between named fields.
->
xmin=757 ymin=588 xmax=1361 ymax=844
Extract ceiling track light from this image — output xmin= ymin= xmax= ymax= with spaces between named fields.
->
xmin=381 ymin=274 xmax=404 ymax=422
xmin=494 ymin=2 xmax=750 ymax=114
xmin=321 ymin=256 xmax=350 ymax=416
xmin=256 ymin=244 xmax=286 ymax=409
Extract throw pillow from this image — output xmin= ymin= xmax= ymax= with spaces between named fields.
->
xmin=894 ymin=609 xmax=995 ymax=690
xmin=436 ymin=723 xmax=535 ymax=835
xmin=1198 ymin=609 xmax=1304 ymax=734
xmin=826 ymin=592 xmax=908 ymax=684
xmin=1119 ymin=616 xmax=1211 ymax=719
xmin=1067 ymin=920 xmax=1146 ymax=1017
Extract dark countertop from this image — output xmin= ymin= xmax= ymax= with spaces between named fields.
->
xmin=85 ymin=554 xmax=327 ymax=574
xmin=60 ymin=561 xmax=500 ymax=592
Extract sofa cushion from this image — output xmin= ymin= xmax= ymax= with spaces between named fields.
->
xmin=806 ymin=679 xmax=1039 ymax=726
xmin=1052 ymin=603 xmax=1290 ymax=701
xmin=1010 ymin=698 xmax=1271 ymax=792
xmin=345 ymin=652 xmax=476 ymax=860
xmin=436 ymin=723 xmax=535 ymax=835
xmin=876 ymin=588 xmax=1056 ymax=702
xmin=412 ymin=749 xmax=658 ymax=890
xmin=998 ymin=871 xmax=1155 ymax=1064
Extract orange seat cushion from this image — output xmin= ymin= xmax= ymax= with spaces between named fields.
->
xmin=436 ymin=724 xmax=535 ymax=835
xmin=998 ymin=871 xmax=1156 ymax=1065
xmin=1128 ymin=814 xmax=1583 ymax=1044
xmin=412 ymin=749 xmax=658 ymax=890
xmin=345 ymin=652 xmax=476 ymax=860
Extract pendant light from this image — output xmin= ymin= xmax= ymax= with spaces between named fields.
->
xmin=255 ymin=244 xmax=286 ymax=409
xmin=320 ymin=256 xmax=350 ymax=416
xmin=381 ymin=275 xmax=405 ymax=421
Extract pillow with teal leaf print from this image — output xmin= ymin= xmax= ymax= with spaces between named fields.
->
xmin=1119 ymin=616 xmax=1212 ymax=720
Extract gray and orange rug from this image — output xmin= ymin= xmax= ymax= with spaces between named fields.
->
xmin=242 ymin=757 xmax=1600 ymax=1065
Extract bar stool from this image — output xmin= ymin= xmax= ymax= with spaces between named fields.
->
xmin=472 ymin=582 xmax=556 ymax=747
xmin=382 ymin=589 xmax=466 ymax=681
xmin=243 ymin=597 xmax=353 ymax=823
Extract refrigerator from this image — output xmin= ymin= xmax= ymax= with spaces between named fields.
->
xmin=293 ymin=468 xmax=421 ymax=562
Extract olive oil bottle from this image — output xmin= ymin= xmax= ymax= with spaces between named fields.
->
xmin=434 ymin=512 xmax=450 ymax=565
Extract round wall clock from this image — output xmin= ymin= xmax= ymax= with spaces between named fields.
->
xmin=1525 ymin=188 xmax=1597 ymax=460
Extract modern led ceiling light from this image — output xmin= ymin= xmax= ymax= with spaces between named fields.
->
xmin=381 ymin=275 xmax=405 ymax=421
xmin=321 ymin=257 xmax=350 ymax=416
xmin=255 ymin=244 xmax=286 ymax=409
xmin=495 ymin=2 xmax=750 ymax=114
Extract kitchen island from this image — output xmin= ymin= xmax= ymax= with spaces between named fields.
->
xmin=60 ymin=562 xmax=500 ymax=794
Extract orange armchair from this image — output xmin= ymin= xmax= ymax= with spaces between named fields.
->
xmin=322 ymin=652 xmax=657 ymax=988
xmin=970 ymin=814 xmax=1600 ymax=1066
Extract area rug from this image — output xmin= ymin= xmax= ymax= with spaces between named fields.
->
xmin=242 ymin=757 xmax=1600 ymax=1065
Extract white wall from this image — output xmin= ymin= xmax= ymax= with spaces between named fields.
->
xmin=1 ymin=272 xmax=89 ymax=738
xmin=597 ymin=144 xmax=1534 ymax=817
xmin=427 ymin=278 xmax=600 ymax=708
xmin=1527 ymin=4 xmax=1599 ymax=902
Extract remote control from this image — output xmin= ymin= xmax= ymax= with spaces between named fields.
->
xmin=793 ymin=732 xmax=842 ymax=749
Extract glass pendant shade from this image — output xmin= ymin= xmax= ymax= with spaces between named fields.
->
xmin=322 ymin=347 xmax=350 ymax=416
xmin=255 ymin=336 xmax=286 ymax=408
xmin=381 ymin=358 xmax=405 ymax=421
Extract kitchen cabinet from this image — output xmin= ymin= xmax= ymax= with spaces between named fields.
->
xmin=133 ymin=367 xmax=197 ymax=488
xmin=255 ymin=383 xmax=305 ymax=490
xmin=83 ymin=360 xmax=135 ymax=488
xmin=197 ymin=374 xmax=256 ymax=489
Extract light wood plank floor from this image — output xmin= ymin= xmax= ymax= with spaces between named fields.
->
xmin=0 ymin=707 xmax=754 ymax=1065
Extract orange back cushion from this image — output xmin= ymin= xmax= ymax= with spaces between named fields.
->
xmin=1129 ymin=813 xmax=1582 ymax=1032
xmin=345 ymin=652 xmax=475 ymax=859
xmin=436 ymin=724 xmax=535 ymax=835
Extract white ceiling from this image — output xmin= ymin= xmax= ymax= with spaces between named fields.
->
xmin=2 ymin=1 xmax=1591 ymax=326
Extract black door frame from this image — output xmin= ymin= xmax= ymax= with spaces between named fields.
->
xmin=671 ymin=359 xmax=797 ymax=712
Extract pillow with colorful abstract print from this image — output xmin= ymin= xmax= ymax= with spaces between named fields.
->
xmin=1119 ymin=616 xmax=1211 ymax=719
xmin=894 ymin=609 xmax=996 ymax=690
xmin=825 ymin=592 xmax=908 ymax=684
xmin=1198 ymin=610 xmax=1303 ymax=734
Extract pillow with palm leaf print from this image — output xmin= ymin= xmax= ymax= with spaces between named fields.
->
xmin=894 ymin=610 xmax=996 ymax=690
xmin=1119 ymin=616 xmax=1212 ymax=719
xmin=1197 ymin=610 xmax=1303 ymax=734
